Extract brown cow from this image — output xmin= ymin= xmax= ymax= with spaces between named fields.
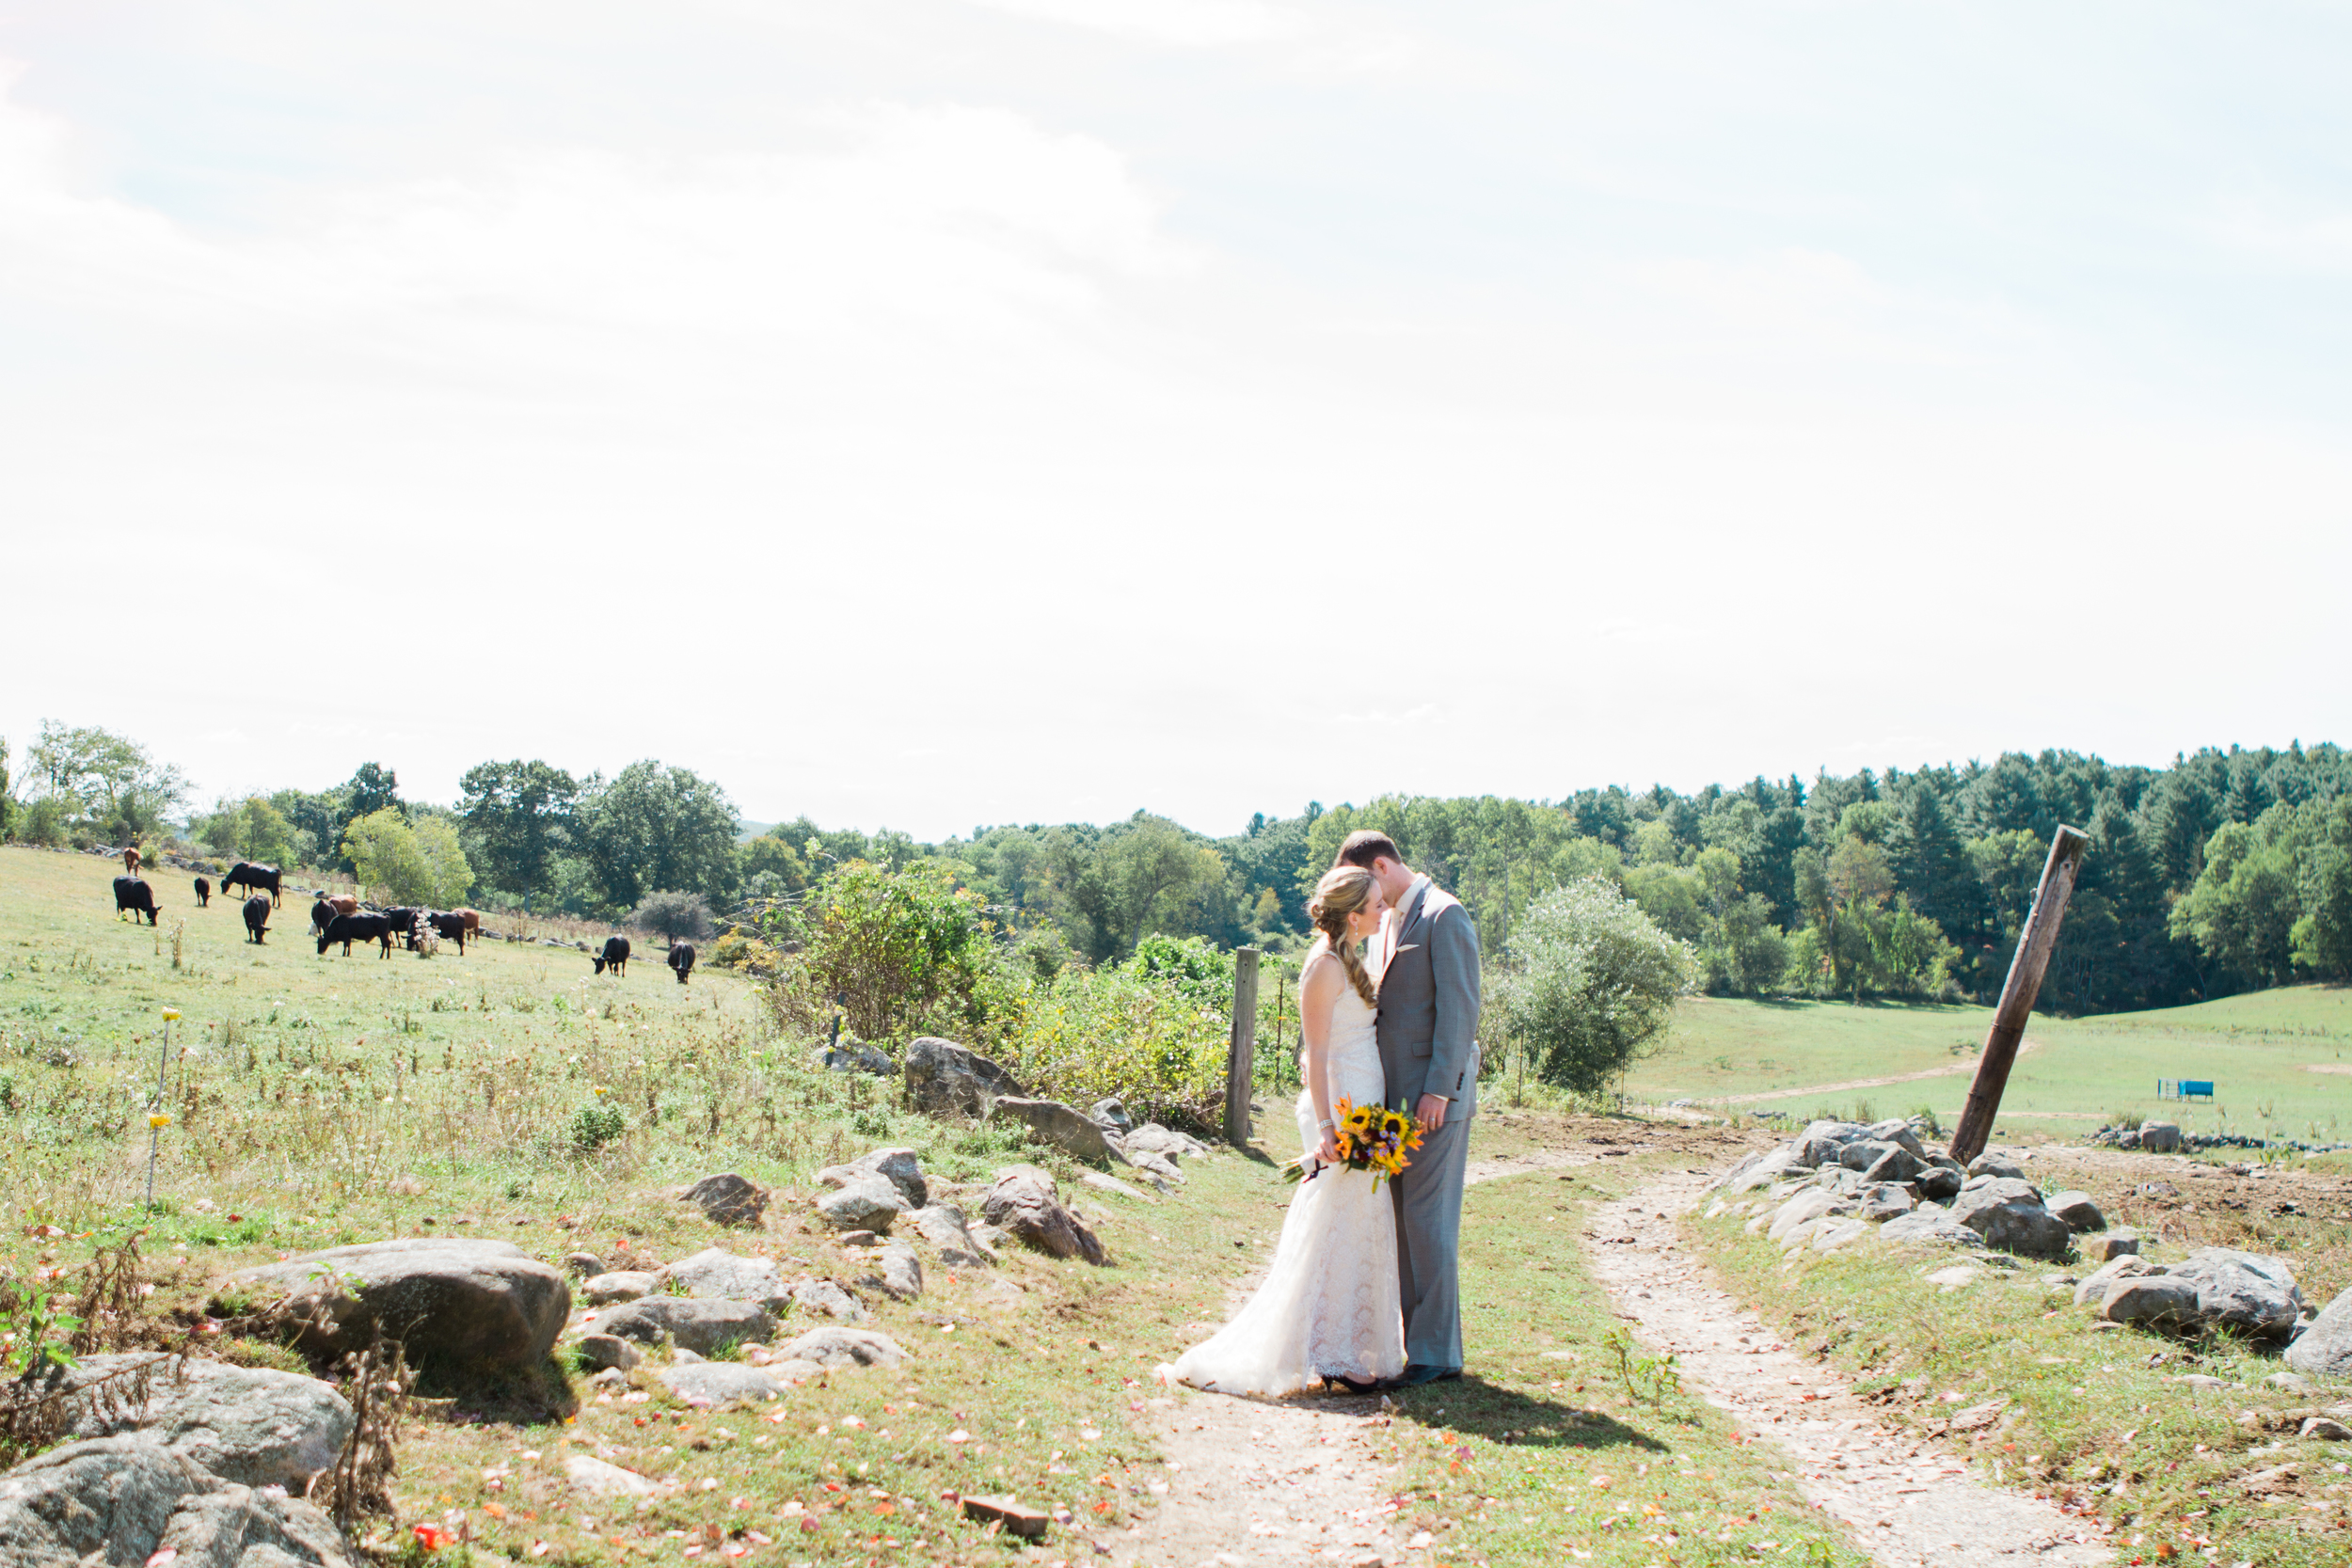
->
xmin=122 ymin=847 xmax=141 ymax=878
xmin=457 ymin=909 xmax=483 ymax=940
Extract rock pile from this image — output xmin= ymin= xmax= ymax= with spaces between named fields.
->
xmin=1711 ymin=1120 xmax=2100 ymax=1261
xmin=2090 ymin=1121 xmax=2352 ymax=1157
xmin=2074 ymin=1247 xmax=2307 ymax=1339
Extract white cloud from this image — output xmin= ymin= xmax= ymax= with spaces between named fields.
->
xmin=954 ymin=0 xmax=1307 ymax=48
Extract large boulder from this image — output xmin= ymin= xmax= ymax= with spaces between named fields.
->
xmin=226 ymin=1238 xmax=569 ymax=1369
xmin=1965 ymin=1153 xmax=2026 ymax=1180
xmin=2138 ymin=1120 xmax=2184 ymax=1154
xmin=816 ymin=1175 xmax=909 ymax=1233
xmin=788 ymin=1277 xmax=871 ymax=1323
xmin=1118 ymin=1123 xmax=1208 ymax=1163
xmin=2168 ymin=1248 xmax=2302 ymax=1339
xmin=2103 ymin=1275 xmax=2201 ymax=1330
xmin=2285 ymin=1288 xmax=2352 ymax=1377
xmin=1862 ymin=1118 xmax=1928 ymax=1158
xmin=779 ymin=1326 xmax=908 ymax=1370
xmin=661 ymin=1248 xmax=791 ymax=1311
xmin=1766 ymin=1187 xmax=1851 ymax=1243
xmin=860 ymin=1242 xmax=923 ymax=1302
xmin=1719 ymin=1147 xmax=1808 ymax=1195
xmin=64 ymin=1354 xmax=353 ymax=1491
xmin=981 ymin=1167 xmax=1106 ymax=1264
xmin=1091 ymin=1098 xmax=1134 ymax=1132
xmin=1859 ymin=1146 xmax=1925 ymax=1184
xmin=2082 ymin=1229 xmax=2142 ymax=1264
xmin=820 ymin=1039 xmax=898 ymax=1076
xmin=1948 ymin=1177 xmax=2073 ymax=1259
xmin=678 ymin=1172 xmax=770 ymax=1227
xmin=593 ymin=1297 xmax=774 ymax=1355
xmin=0 ymin=1434 xmax=363 ymax=1568
xmin=1880 ymin=1206 xmax=1987 ymax=1248
xmin=1858 ymin=1183 xmax=1918 ymax=1223
xmin=903 ymin=1037 xmax=1027 ymax=1118
xmin=1915 ymin=1164 xmax=1964 ymax=1201
xmin=2046 ymin=1191 xmax=2107 ymax=1231
xmin=819 ymin=1148 xmax=929 ymax=1210
xmin=993 ymin=1097 xmax=1122 ymax=1164
xmin=908 ymin=1205 xmax=994 ymax=1268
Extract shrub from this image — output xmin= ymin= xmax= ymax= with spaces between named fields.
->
xmin=761 ymin=862 xmax=992 ymax=1042
xmin=567 ymin=1101 xmax=626 ymax=1155
xmin=1496 ymin=877 xmax=1697 ymax=1094
xmin=342 ymin=810 xmax=473 ymax=907
xmin=1128 ymin=933 xmax=1234 ymax=1012
xmin=998 ymin=964 xmax=1229 ymax=1131
xmin=631 ymin=890 xmax=713 ymax=942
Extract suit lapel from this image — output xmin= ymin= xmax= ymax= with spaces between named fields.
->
xmin=1391 ymin=876 xmax=1430 ymax=967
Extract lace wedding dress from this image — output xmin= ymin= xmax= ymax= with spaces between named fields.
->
xmin=1161 ymin=959 xmax=1404 ymax=1397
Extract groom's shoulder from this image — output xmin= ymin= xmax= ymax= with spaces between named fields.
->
xmin=1421 ymin=881 xmax=1466 ymax=917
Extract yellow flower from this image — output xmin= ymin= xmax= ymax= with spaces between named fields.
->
xmin=149 ymin=1113 xmax=173 ymax=1130
xmin=162 ymin=1009 xmax=182 ymax=1022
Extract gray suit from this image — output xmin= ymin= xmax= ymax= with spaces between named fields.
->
xmin=1374 ymin=875 xmax=1481 ymax=1370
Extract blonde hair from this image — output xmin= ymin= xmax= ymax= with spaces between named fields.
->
xmin=1308 ymin=865 xmax=1379 ymax=1007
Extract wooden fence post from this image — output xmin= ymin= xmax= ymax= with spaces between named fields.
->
xmin=1224 ymin=948 xmax=1263 ymax=1147
xmin=1948 ymin=825 xmax=2091 ymax=1164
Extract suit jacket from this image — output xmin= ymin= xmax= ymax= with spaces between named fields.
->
xmin=1375 ymin=876 xmax=1482 ymax=1119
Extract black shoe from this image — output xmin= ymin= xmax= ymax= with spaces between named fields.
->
xmin=1392 ymin=1363 xmax=1462 ymax=1388
xmin=1319 ymin=1373 xmax=1382 ymax=1396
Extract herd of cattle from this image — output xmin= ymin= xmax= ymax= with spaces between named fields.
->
xmin=106 ymin=852 xmax=697 ymax=982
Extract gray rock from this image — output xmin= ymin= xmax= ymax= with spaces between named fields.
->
xmin=777 ymin=1326 xmax=908 ymax=1370
xmin=576 ymin=1334 xmax=643 ymax=1372
xmin=0 ymin=1434 xmax=362 ymax=1568
xmin=2168 ymin=1247 xmax=2302 ymax=1338
xmin=819 ymin=1147 xmax=928 ymax=1210
xmin=1915 ymin=1165 xmax=1964 ymax=1201
xmin=903 ymin=1037 xmax=1027 ymax=1117
xmin=566 ymin=1453 xmax=663 ymax=1497
xmin=993 ymin=1097 xmax=1122 ymax=1164
xmin=1948 ymin=1177 xmax=2073 ymax=1259
xmin=1721 ymin=1148 xmax=1808 ymax=1194
xmin=981 ymin=1166 xmax=1106 ymax=1264
xmin=970 ymin=1221 xmax=1014 ymax=1253
xmin=2286 ymin=1287 xmax=2352 ymax=1377
xmin=656 ymin=1363 xmax=787 ymax=1404
xmin=661 ymin=1248 xmax=790 ymax=1311
xmin=1090 ymin=1098 xmax=1134 ymax=1132
xmin=1858 ymin=1183 xmax=1918 ymax=1223
xmin=1122 ymin=1148 xmax=1184 ymax=1186
xmin=1080 ymin=1171 xmax=1152 ymax=1203
xmin=833 ymin=1229 xmax=882 ymax=1248
xmin=2138 ymin=1120 xmax=2183 ymax=1154
xmin=860 ymin=1242 xmax=923 ymax=1302
xmin=583 ymin=1269 xmax=660 ymax=1305
xmin=1863 ymin=1118 xmax=1928 ymax=1158
xmin=1860 ymin=1146 xmax=1925 ymax=1184
xmin=908 ymin=1204 xmax=995 ymax=1268
xmin=1965 ymin=1153 xmax=2026 ymax=1180
xmin=2299 ymin=1417 xmax=2352 ymax=1441
xmin=1811 ymin=1217 xmax=1870 ymax=1252
xmin=64 ymin=1354 xmax=353 ymax=1490
xmin=594 ymin=1297 xmax=774 ymax=1354
xmin=1811 ymin=1164 xmax=1867 ymax=1195
xmin=2082 ymin=1229 xmax=2141 ymax=1263
xmin=227 ymin=1237 xmax=569 ymax=1369
xmin=2046 ymin=1191 xmax=2106 ymax=1231
xmin=2075 ymin=1255 xmax=2158 ymax=1307
xmin=1840 ymin=1139 xmax=1899 ymax=1172
xmin=1880 ymin=1207 xmax=1987 ymax=1248
xmin=562 ymin=1252 xmax=606 ymax=1278
xmin=1120 ymin=1123 xmax=1209 ymax=1162
xmin=2103 ymin=1275 xmax=2201 ymax=1329
xmin=816 ymin=1175 xmax=909 ymax=1233
xmin=678 ymin=1172 xmax=770 ymax=1227
xmin=821 ymin=1039 xmax=898 ymax=1075
xmin=1766 ymin=1187 xmax=1851 ymax=1243
xmin=788 ymin=1277 xmax=870 ymax=1323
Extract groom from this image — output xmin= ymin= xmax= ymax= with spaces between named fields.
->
xmin=1336 ymin=831 xmax=1480 ymax=1387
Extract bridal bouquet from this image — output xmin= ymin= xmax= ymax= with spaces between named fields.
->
xmin=1282 ymin=1098 xmax=1425 ymax=1191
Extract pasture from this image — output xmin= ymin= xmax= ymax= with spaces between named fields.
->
xmin=1635 ymin=985 xmax=2352 ymax=1148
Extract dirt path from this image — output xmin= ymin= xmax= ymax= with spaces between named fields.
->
xmin=1722 ymin=1037 xmax=2043 ymax=1106
xmin=1582 ymin=1172 xmax=2112 ymax=1568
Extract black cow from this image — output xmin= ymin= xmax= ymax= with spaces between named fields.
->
xmin=310 ymin=898 xmax=337 ymax=938
xmin=114 ymin=876 xmax=159 ymax=926
xmin=194 ymin=876 xmax=211 ymax=908
xmin=593 ymin=935 xmax=630 ymax=976
xmin=220 ymin=862 xmax=283 ymax=907
xmin=242 ymin=895 xmax=272 ymax=943
xmin=424 ymin=911 xmax=469 ymax=954
xmin=380 ymin=908 xmax=421 ymax=949
xmin=668 ymin=941 xmax=696 ymax=985
xmin=318 ymin=911 xmax=396 ymax=958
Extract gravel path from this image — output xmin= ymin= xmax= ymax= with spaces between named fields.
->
xmin=1582 ymin=1171 xmax=2114 ymax=1568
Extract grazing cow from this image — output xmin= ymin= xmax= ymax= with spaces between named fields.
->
xmin=668 ymin=941 xmax=696 ymax=985
xmin=243 ymin=895 xmax=272 ymax=943
xmin=457 ymin=909 xmax=483 ymax=941
xmin=194 ymin=877 xmax=211 ymax=908
xmin=114 ymin=876 xmax=159 ymax=926
xmin=318 ymin=911 xmax=396 ymax=958
xmin=220 ymin=862 xmax=283 ymax=907
xmin=310 ymin=898 xmax=337 ymax=938
xmin=122 ymin=847 xmax=142 ymax=878
xmin=427 ymin=911 xmax=469 ymax=955
xmin=380 ymin=908 xmax=421 ymax=949
xmin=593 ymin=935 xmax=630 ymax=976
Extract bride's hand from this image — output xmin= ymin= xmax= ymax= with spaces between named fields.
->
xmin=1315 ymin=1126 xmax=1342 ymax=1165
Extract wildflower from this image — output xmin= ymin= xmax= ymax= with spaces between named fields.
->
xmin=149 ymin=1114 xmax=172 ymax=1131
xmin=411 ymin=1523 xmax=455 ymax=1550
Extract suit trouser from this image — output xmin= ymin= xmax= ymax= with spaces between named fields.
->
xmin=1390 ymin=1112 xmax=1470 ymax=1370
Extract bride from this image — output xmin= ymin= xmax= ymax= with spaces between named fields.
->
xmin=1160 ymin=864 xmax=1406 ymax=1397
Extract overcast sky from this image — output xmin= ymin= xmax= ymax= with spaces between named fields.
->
xmin=3 ymin=2 xmax=2346 ymax=839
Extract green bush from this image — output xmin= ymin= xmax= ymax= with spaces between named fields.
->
xmin=1128 ymin=933 xmax=1234 ymax=1011
xmin=1497 ymin=877 xmax=1698 ymax=1094
xmin=999 ymin=964 xmax=1229 ymax=1130
xmin=631 ymin=890 xmax=713 ymax=942
xmin=567 ymin=1100 xmax=626 ymax=1155
xmin=760 ymin=862 xmax=993 ymax=1041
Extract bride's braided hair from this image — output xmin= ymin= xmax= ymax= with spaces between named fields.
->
xmin=1309 ymin=865 xmax=1379 ymax=1007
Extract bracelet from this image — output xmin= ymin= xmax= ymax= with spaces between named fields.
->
xmin=1316 ymin=1119 xmax=1335 ymax=1130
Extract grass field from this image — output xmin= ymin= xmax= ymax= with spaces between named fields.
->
xmin=1632 ymin=988 xmax=2352 ymax=1147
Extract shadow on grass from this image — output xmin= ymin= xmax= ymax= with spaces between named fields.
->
xmin=1387 ymin=1376 xmax=1675 ymax=1453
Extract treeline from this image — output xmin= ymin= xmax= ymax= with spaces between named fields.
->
xmin=4 ymin=719 xmax=2346 ymax=1011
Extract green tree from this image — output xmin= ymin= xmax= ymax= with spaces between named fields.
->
xmin=458 ymin=760 xmax=580 ymax=905
xmin=573 ymin=761 xmax=741 ymax=911
xmin=1497 ymin=878 xmax=1697 ymax=1094
xmin=2293 ymin=798 xmax=2352 ymax=978
xmin=344 ymin=762 xmax=403 ymax=819
xmin=1044 ymin=814 xmax=1225 ymax=962
xmin=201 ymin=796 xmax=296 ymax=865
xmin=25 ymin=721 xmax=187 ymax=841
xmin=2170 ymin=819 xmax=2299 ymax=989
xmin=764 ymin=861 xmax=992 ymax=1041
xmin=342 ymin=809 xmax=472 ymax=906
xmin=740 ymin=829 xmax=813 ymax=898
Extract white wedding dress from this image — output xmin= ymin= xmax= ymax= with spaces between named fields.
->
xmin=1162 ymin=957 xmax=1405 ymax=1397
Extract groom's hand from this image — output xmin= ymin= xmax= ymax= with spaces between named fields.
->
xmin=1416 ymin=1093 xmax=1449 ymax=1131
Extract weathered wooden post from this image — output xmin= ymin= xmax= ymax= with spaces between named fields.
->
xmin=1223 ymin=947 xmax=1263 ymax=1147
xmin=1948 ymin=825 xmax=2091 ymax=1164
